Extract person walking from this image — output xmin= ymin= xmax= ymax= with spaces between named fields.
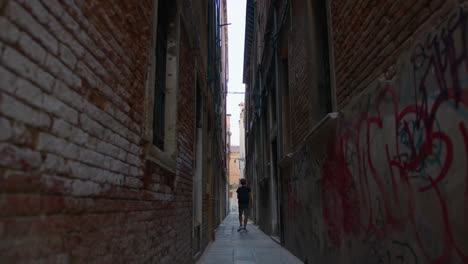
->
xmin=236 ymin=178 xmax=251 ymax=231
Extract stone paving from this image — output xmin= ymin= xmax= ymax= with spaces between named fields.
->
xmin=197 ymin=214 xmax=303 ymax=264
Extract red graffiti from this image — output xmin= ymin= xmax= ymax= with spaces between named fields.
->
xmin=322 ymin=6 xmax=468 ymax=264
xmin=284 ymin=176 xmax=301 ymax=223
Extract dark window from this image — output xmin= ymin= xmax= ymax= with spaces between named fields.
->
xmin=271 ymin=83 xmax=277 ymax=124
xmin=312 ymin=0 xmax=332 ymax=114
xmin=207 ymin=113 xmax=211 ymax=134
xmin=280 ymin=56 xmax=291 ymax=153
xmin=153 ymin=1 xmax=172 ymax=150
xmin=196 ymin=79 xmax=202 ymax=128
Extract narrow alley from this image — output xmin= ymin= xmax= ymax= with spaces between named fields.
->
xmin=1 ymin=0 xmax=468 ymax=263
xmin=197 ymin=214 xmax=302 ymax=264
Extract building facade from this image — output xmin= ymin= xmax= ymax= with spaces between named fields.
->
xmin=228 ymin=145 xmax=241 ymax=213
xmin=239 ymin=102 xmax=246 ymax=180
xmin=243 ymin=0 xmax=468 ymax=263
xmin=0 ymin=0 xmax=227 ymax=262
xmin=217 ymin=0 xmax=229 ymax=232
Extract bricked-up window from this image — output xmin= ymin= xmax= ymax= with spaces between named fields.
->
xmin=144 ymin=0 xmax=180 ymax=170
xmin=291 ymin=0 xmax=334 ymax=128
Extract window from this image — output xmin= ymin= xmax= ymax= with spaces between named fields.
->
xmin=300 ymin=0 xmax=334 ymax=120
xmin=311 ymin=0 xmax=333 ymax=114
xmin=280 ymin=31 xmax=291 ymax=154
xmin=153 ymin=0 xmax=172 ymax=150
xmin=145 ymin=0 xmax=180 ymax=171
xmin=196 ymin=79 xmax=202 ymax=128
xmin=290 ymin=0 xmax=335 ymax=128
xmin=193 ymin=75 xmax=203 ymax=256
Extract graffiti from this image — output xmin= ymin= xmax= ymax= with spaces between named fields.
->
xmin=322 ymin=5 xmax=468 ymax=264
xmin=368 ymin=240 xmax=418 ymax=264
xmin=285 ymin=174 xmax=300 ymax=221
xmin=285 ymin=147 xmax=307 ymax=222
xmin=286 ymin=146 xmax=327 ymax=223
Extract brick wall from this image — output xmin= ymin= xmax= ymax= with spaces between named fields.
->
xmin=332 ymin=0 xmax=458 ymax=109
xmin=288 ymin=1 xmax=314 ymax=148
xmin=174 ymin=25 xmax=195 ymax=263
xmin=280 ymin=0 xmax=468 ymax=263
xmin=245 ymin=0 xmax=468 ymax=263
xmin=0 ymin=0 xmax=213 ymax=262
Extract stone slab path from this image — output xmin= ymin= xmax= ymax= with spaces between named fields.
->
xmin=197 ymin=214 xmax=303 ymax=264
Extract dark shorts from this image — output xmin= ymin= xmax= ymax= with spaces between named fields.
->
xmin=238 ymin=203 xmax=249 ymax=217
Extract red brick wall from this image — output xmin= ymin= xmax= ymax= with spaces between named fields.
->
xmin=331 ymin=0 xmax=459 ymax=109
xmin=288 ymin=0 xmax=333 ymax=148
xmin=286 ymin=0 xmax=460 ymax=146
xmin=175 ymin=25 xmax=196 ymax=263
xmin=279 ymin=0 xmax=468 ymax=263
xmin=288 ymin=1 xmax=314 ymax=148
xmin=245 ymin=0 xmax=468 ymax=263
xmin=0 ymin=0 xmax=200 ymax=262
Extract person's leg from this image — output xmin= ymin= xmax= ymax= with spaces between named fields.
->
xmin=243 ymin=208 xmax=249 ymax=230
xmin=238 ymin=207 xmax=243 ymax=231
xmin=238 ymin=212 xmax=242 ymax=227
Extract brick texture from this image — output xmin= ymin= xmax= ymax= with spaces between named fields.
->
xmin=0 ymin=0 xmax=220 ymax=263
xmin=244 ymin=0 xmax=467 ymax=263
xmin=331 ymin=0 xmax=459 ymax=109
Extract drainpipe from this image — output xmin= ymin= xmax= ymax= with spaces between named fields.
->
xmin=273 ymin=5 xmax=283 ymax=243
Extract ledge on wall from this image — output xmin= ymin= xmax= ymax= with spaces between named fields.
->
xmin=280 ymin=112 xmax=340 ymax=168
xmin=144 ymin=144 xmax=177 ymax=174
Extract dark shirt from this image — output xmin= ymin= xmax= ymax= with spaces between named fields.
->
xmin=236 ymin=186 xmax=251 ymax=206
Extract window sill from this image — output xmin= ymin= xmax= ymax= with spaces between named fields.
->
xmin=144 ymin=144 xmax=177 ymax=173
xmin=305 ymin=112 xmax=340 ymax=141
xmin=281 ymin=112 xmax=340 ymax=166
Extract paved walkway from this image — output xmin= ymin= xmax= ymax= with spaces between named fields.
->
xmin=197 ymin=214 xmax=303 ymax=264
